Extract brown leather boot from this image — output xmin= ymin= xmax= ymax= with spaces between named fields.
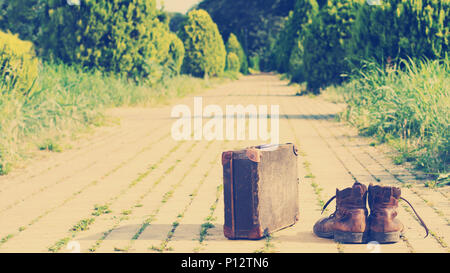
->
xmin=313 ymin=182 xmax=369 ymax=243
xmin=368 ymin=183 xmax=429 ymax=243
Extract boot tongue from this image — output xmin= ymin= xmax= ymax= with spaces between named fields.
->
xmin=352 ymin=182 xmax=367 ymax=196
xmin=382 ymin=187 xmax=392 ymax=202
xmin=370 ymin=184 xmax=401 ymax=207
xmin=393 ymin=187 xmax=401 ymax=198
xmin=337 ymin=183 xmax=367 ymax=209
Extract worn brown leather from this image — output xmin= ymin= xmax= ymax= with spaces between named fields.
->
xmin=223 ymin=144 xmax=299 ymax=239
xmin=313 ymin=182 xmax=368 ymax=238
xmin=367 ymin=184 xmax=404 ymax=234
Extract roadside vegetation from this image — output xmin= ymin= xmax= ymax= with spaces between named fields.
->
xmin=332 ymin=58 xmax=449 ymax=177
xmin=0 ymin=61 xmax=214 ymax=174
xmin=0 ymin=0 xmax=448 ymax=180
xmin=0 ymin=0 xmax=246 ymax=174
xmin=261 ymin=0 xmax=449 ymax=178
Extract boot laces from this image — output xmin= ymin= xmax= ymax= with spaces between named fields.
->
xmin=321 ymin=195 xmax=336 ymax=216
xmin=321 ymin=195 xmax=429 ymax=238
xmin=400 ymin=197 xmax=429 ymax=238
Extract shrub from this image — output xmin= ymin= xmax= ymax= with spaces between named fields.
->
xmin=302 ymin=0 xmax=360 ymax=93
xmin=226 ymin=33 xmax=248 ymax=74
xmin=179 ymin=9 xmax=226 ymax=78
xmin=0 ymin=0 xmax=44 ymax=43
xmin=288 ymin=38 xmax=305 ymax=83
xmin=226 ymin=52 xmax=240 ymax=72
xmin=270 ymin=0 xmax=318 ymax=74
xmin=249 ymin=55 xmax=261 ymax=72
xmin=348 ymin=0 xmax=449 ymax=67
xmin=167 ymin=33 xmax=185 ymax=75
xmin=271 ymin=14 xmax=292 ymax=73
xmin=169 ymin=12 xmax=188 ymax=33
xmin=0 ymin=31 xmax=39 ymax=95
xmin=38 ymin=0 xmax=176 ymax=82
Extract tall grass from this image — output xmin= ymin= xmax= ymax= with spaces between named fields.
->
xmin=334 ymin=58 xmax=449 ymax=176
xmin=0 ymin=62 xmax=215 ymax=174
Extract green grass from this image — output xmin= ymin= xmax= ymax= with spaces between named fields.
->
xmin=121 ymin=210 xmax=132 ymax=216
xmin=38 ymin=138 xmax=63 ymax=153
xmin=0 ymin=62 xmax=218 ymax=175
xmin=70 ymin=218 xmax=95 ymax=232
xmin=48 ymin=237 xmax=70 ymax=253
xmin=92 ymin=204 xmax=111 ymax=216
xmin=326 ymin=58 xmax=449 ymax=178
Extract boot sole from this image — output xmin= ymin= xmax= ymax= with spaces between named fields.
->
xmin=370 ymin=231 xmax=401 ymax=243
xmin=334 ymin=231 xmax=369 ymax=244
xmin=313 ymin=229 xmax=334 ymax=239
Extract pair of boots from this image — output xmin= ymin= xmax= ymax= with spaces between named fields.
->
xmin=313 ymin=182 xmax=428 ymax=244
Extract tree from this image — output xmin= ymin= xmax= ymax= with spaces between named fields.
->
xmin=347 ymin=0 xmax=449 ymax=67
xmin=0 ymin=0 xmax=44 ymax=43
xmin=270 ymin=0 xmax=318 ymax=74
xmin=0 ymin=30 xmax=39 ymax=95
xmin=226 ymin=52 xmax=241 ymax=72
xmin=179 ymin=9 xmax=226 ymax=78
xmin=302 ymin=0 xmax=361 ymax=92
xmin=38 ymin=0 xmax=180 ymax=81
xmin=168 ymin=12 xmax=188 ymax=33
xmin=198 ymin=0 xmax=296 ymax=70
xmin=226 ymin=33 xmax=248 ymax=74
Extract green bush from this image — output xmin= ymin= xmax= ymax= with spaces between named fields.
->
xmin=226 ymin=33 xmax=248 ymax=74
xmin=271 ymin=14 xmax=292 ymax=73
xmin=38 ymin=0 xmax=176 ymax=82
xmin=249 ymin=55 xmax=261 ymax=72
xmin=169 ymin=12 xmax=188 ymax=33
xmin=0 ymin=31 xmax=39 ymax=95
xmin=226 ymin=52 xmax=240 ymax=72
xmin=348 ymin=0 xmax=449 ymax=67
xmin=270 ymin=0 xmax=318 ymax=74
xmin=168 ymin=33 xmax=185 ymax=75
xmin=179 ymin=9 xmax=226 ymax=78
xmin=0 ymin=0 xmax=44 ymax=43
xmin=288 ymin=38 xmax=305 ymax=83
xmin=302 ymin=0 xmax=360 ymax=93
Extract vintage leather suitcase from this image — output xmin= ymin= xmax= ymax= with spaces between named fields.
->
xmin=222 ymin=143 xmax=299 ymax=239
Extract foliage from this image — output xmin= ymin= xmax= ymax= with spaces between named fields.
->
xmin=347 ymin=0 xmax=449 ymax=67
xmin=168 ymin=33 xmax=185 ymax=75
xmin=38 ymin=0 xmax=178 ymax=82
xmin=0 ymin=62 xmax=212 ymax=175
xmin=270 ymin=0 xmax=318 ymax=74
xmin=301 ymin=0 xmax=361 ymax=93
xmin=226 ymin=33 xmax=248 ymax=74
xmin=288 ymin=38 xmax=306 ymax=83
xmin=226 ymin=52 xmax=240 ymax=72
xmin=337 ymin=58 xmax=449 ymax=174
xmin=198 ymin=0 xmax=296 ymax=69
xmin=168 ymin=12 xmax=188 ymax=33
xmin=270 ymin=0 xmax=448 ymax=92
xmin=0 ymin=31 xmax=39 ymax=96
xmin=179 ymin=9 xmax=226 ymax=78
xmin=0 ymin=0 xmax=44 ymax=43
xmin=249 ymin=55 xmax=261 ymax=72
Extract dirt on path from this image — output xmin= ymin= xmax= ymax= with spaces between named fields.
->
xmin=0 ymin=75 xmax=448 ymax=253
